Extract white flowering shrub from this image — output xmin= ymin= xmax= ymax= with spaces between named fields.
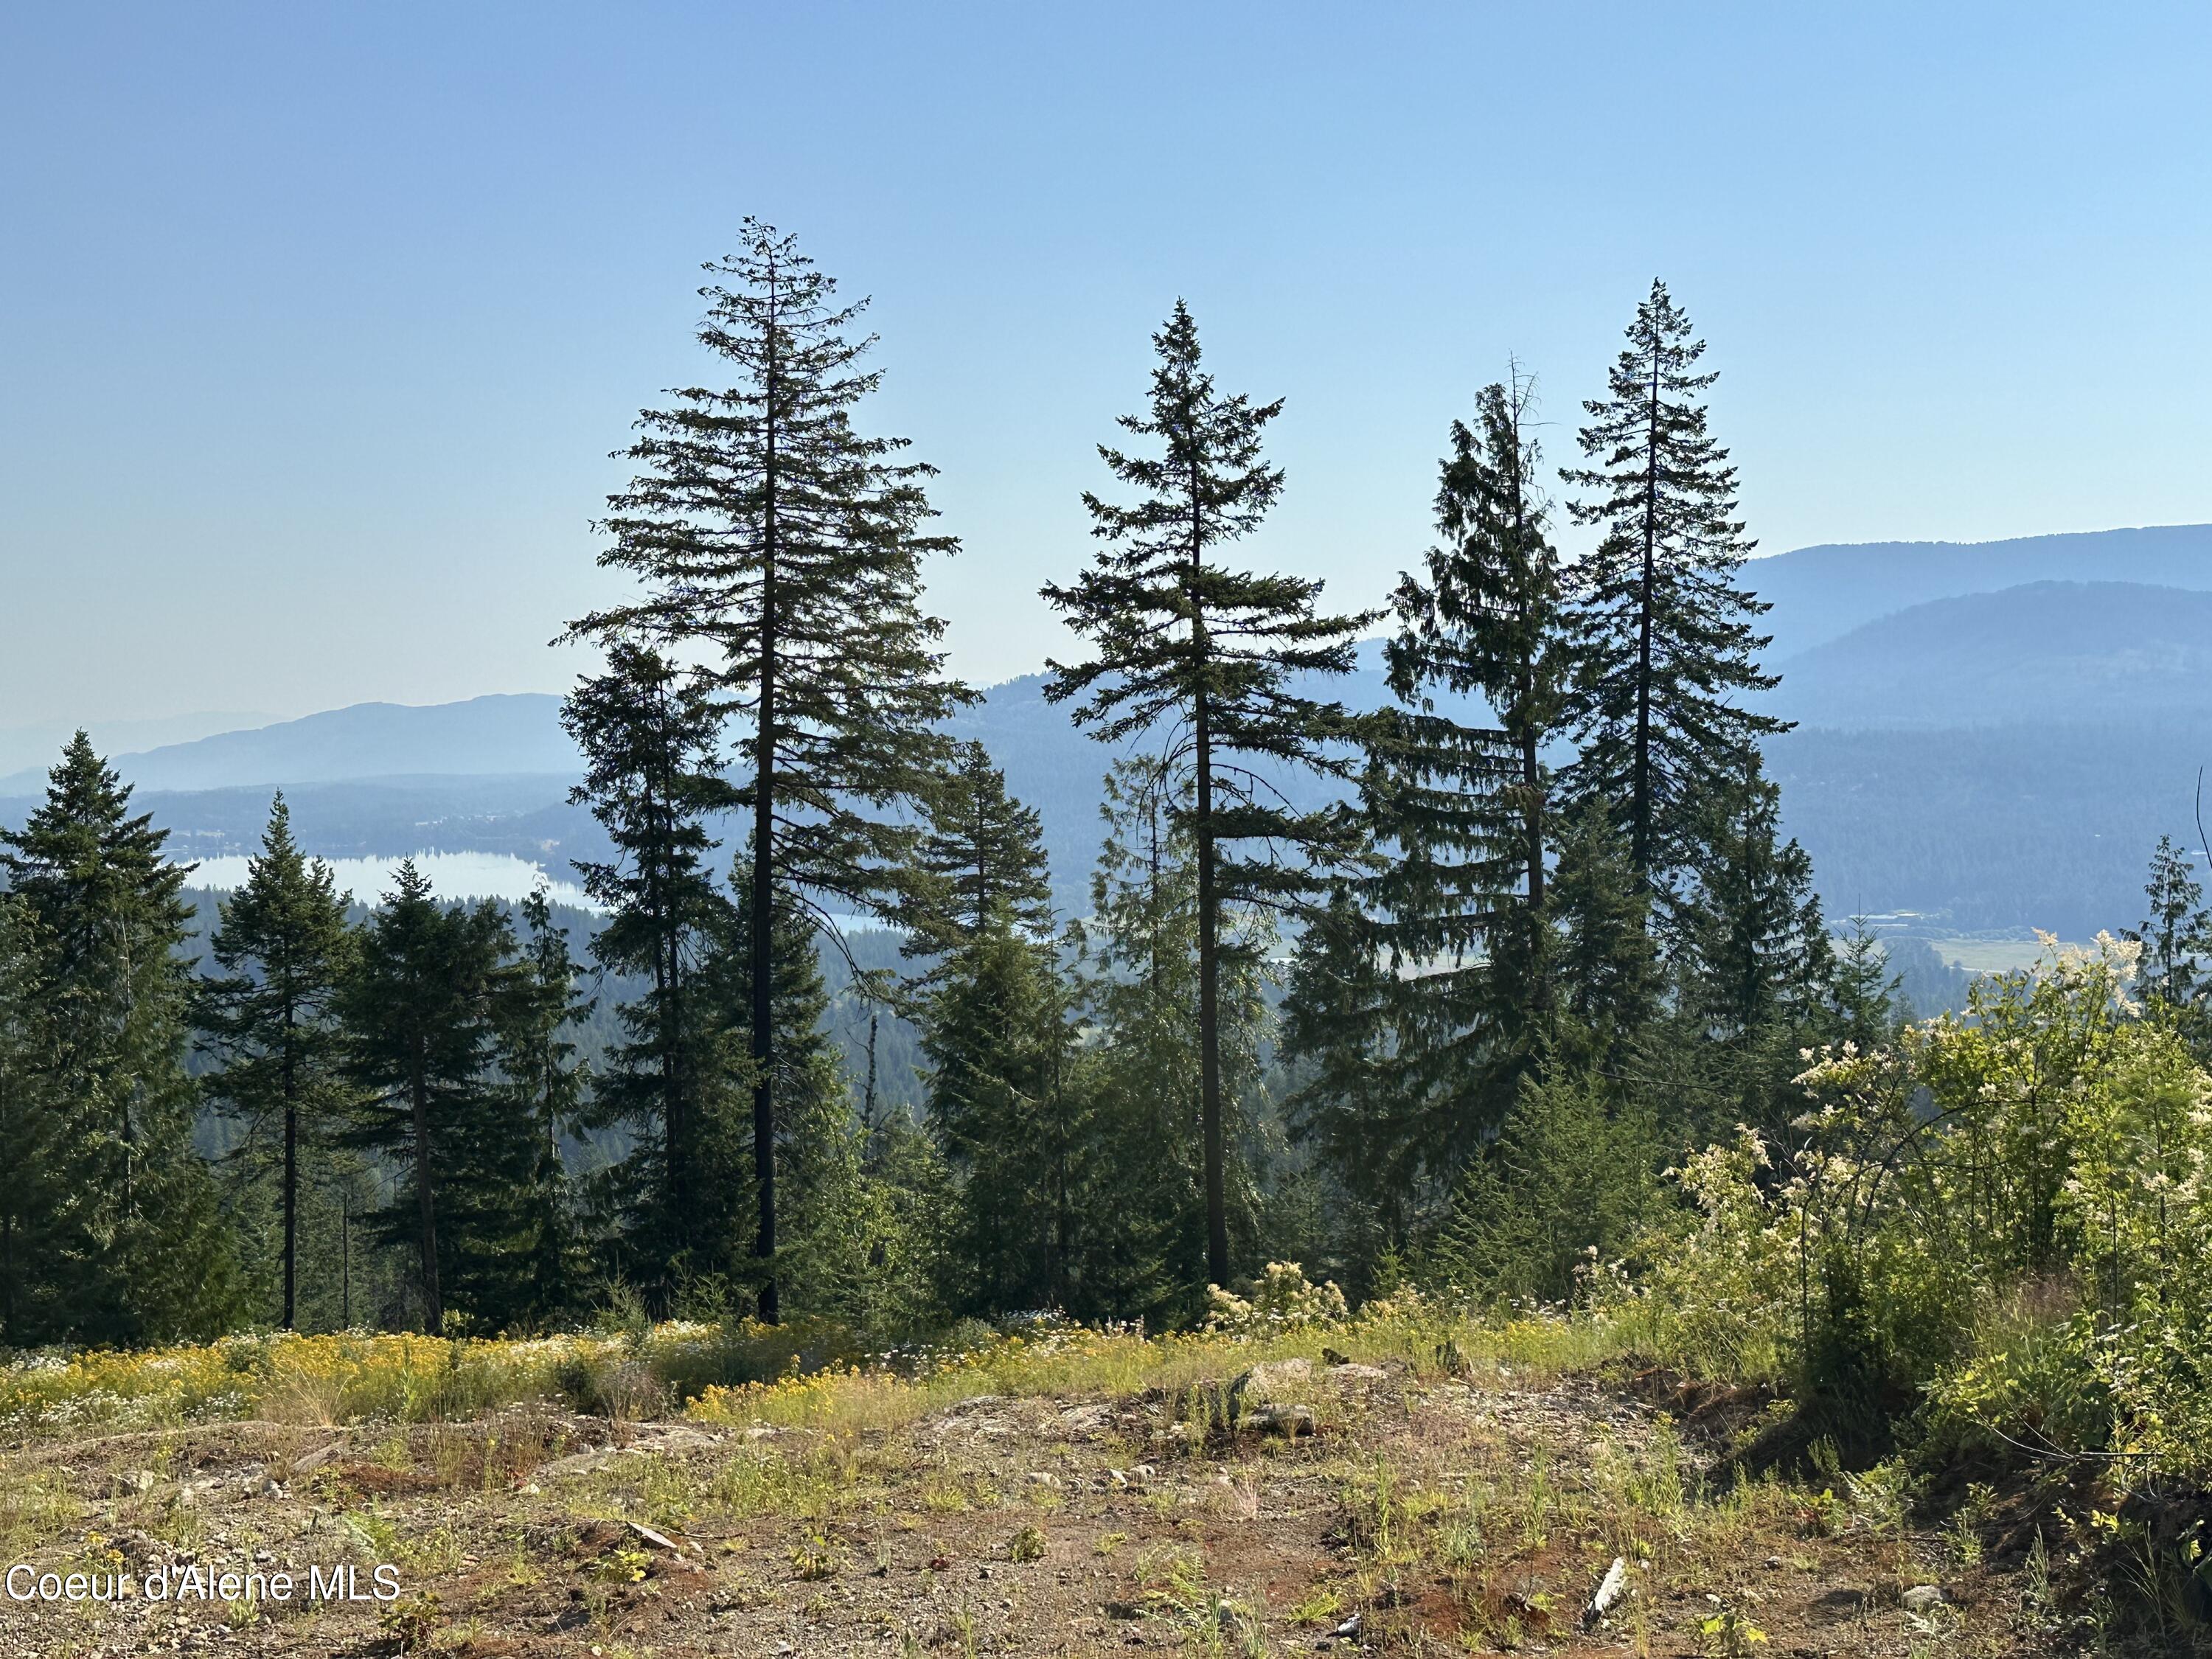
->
xmin=1203 ymin=1262 xmax=1349 ymax=1336
xmin=1630 ymin=933 xmax=2212 ymax=1481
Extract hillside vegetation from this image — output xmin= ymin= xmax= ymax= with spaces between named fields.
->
xmin=0 ymin=1298 xmax=2100 ymax=1656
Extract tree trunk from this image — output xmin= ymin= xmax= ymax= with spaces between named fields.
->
xmin=1195 ymin=687 xmax=1228 ymax=1288
xmin=1522 ymin=728 xmax=1545 ymax=911
xmin=281 ymin=1001 xmax=297 ymax=1329
xmin=752 ymin=270 xmax=782 ymax=1324
xmin=412 ymin=1058 xmax=441 ymax=1331
xmin=1633 ymin=350 xmax=1660 ymax=883
xmin=282 ymin=1102 xmax=298 ymax=1329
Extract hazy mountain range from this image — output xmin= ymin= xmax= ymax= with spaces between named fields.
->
xmin=9 ymin=524 xmax=2212 ymax=941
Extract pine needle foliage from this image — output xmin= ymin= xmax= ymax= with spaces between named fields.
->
xmin=1293 ymin=375 xmax=1571 ymax=1213
xmin=902 ymin=739 xmax=1054 ymax=963
xmin=562 ymin=642 xmax=738 ymax=1294
xmin=338 ymin=861 xmax=526 ymax=1332
xmin=496 ymin=886 xmax=594 ymax=1326
xmin=197 ymin=793 xmax=355 ymax=1329
xmin=1042 ymin=302 xmax=1371 ymax=1286
xmin=2125 ymin=833 xmax=2212 ymax=1020
xmin=1560 ymin=279 xmax=1786 ymax=883
xmin=0 ymin=735 xmax=241 ymax=1345
xmin=1671 ymin=757 xmax=1834 ymax=1045
xmin=905 ymin=743 xmax=1074 ymax=1312
xmin=566 ymin=220 xmax=969 ymax=1321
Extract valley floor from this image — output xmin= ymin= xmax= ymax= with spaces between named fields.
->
xmin=0 ymin=1356 xmax=2074 ymax=1658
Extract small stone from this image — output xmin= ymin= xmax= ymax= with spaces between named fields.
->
xmin=1582 ymin=1555 xmax=1629 ymax=1629
xmin=1233 ymin=1357 xmax=1312 ymax=1404
xmin=1900 ymin=1585 xmax=1947 ymax=1612
xmin=1242 ymin=1403 xmax=1316 ymax=1436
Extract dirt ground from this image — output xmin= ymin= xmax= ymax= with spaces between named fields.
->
xmin=0 ymin=1359 xmax=2081 ymax=1657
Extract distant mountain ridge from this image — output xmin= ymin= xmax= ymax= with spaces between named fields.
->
xmin=1766 ymin=581 xmax=2212 ymax=728
xmin=1742 ymin=524 xmax=2212 ymax=659
xmin=0 ymin=694 xmax=576 ymax=798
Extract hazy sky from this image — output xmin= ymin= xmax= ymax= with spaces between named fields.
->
xmin=5 ymin=3 xmax=2211 ymax=728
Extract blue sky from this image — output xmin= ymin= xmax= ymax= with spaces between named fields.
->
xmin=4 ymin=3 xmax=2209 ymax=728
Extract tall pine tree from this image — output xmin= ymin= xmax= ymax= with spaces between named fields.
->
xmin=0 ymin=895 xmax=72 ymax=1342
xmin=562 ymin=643 xmax=739 ymax=1295
xmin=495 ymin=886 xmax=594 ymax=1325
xmin=197 ymin=793 xmax=355 ymax=1329
xmin=1042 ymin=302 xmax=1371 ymax=1287
xmin=1292 ymin=375 xmax=1570 ymax=1219
xmin=339 ymin=861 xmax=526 ymax=1332
xmin=907 ymin=748 xmax=1072 ymax=1312
xmin=566 ymin=221 xmax=969 ymax=1321
xmin=0 ymin=736 xmax=240 ymax=1343
xmin=1560 ymin=280 xmax=1785 ymax=884
xmin=1065 ymin=758 xmax=1272 ymax=1318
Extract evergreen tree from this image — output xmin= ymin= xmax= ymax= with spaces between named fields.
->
xmin=496 ymin=886 xmax=593 ymax=1325
xmin=561 ymin=642 xmax=738 ymax=1296
xmin=1666 ymin=757 xmax=1837 ymax=1138
xmin=0 ymin=897 xmax=73 ymax=1343
xmin=1547 ymin=798 xmax=1662 ymax=1070
xmin=340 ymin=862 xmax=526 ymax=1331
xmin=567 ymin=220 xmax=970 ymax=1321
xmin=907 ymin=745 xmax=1073 ymax=1312
xmin=0 ymin=734 xmax=240 ymax=1343
xmin=1066 ymin=759 xmax=1272 ymax=1319
xmin=197 ymin=794 xmax=355 ymax=1329
xmin=1432 ymin=1072 xmax=1660 ymax=1306
xmin=1290 ymin=375 xmax=1571 ymax=1220
xmin=922 ymin=923 xmax=1074 ymax=1312
xmin=1042 ymin=302 xmax=1371 ymax=1287
xmin=1672 ymin=757 xmax=1834 ymax=1043
xmin=719 ymin=855 xmax=941 ymax=1333
xmin=903 ymin=740 xmax=1054 ymax=959
xmin=2126 ymin=835 xmax=2211 ymax=1015
xmin=1382 ymin=373 xmax=1565 ymax=942
xmin=1280 ymin=884 xmax=1415 ymax=1234
xmin=1560 ymin=280 xmax=1786 ymax=883
xmin=1827 ymin=918 xmax=1903 ymax=1050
